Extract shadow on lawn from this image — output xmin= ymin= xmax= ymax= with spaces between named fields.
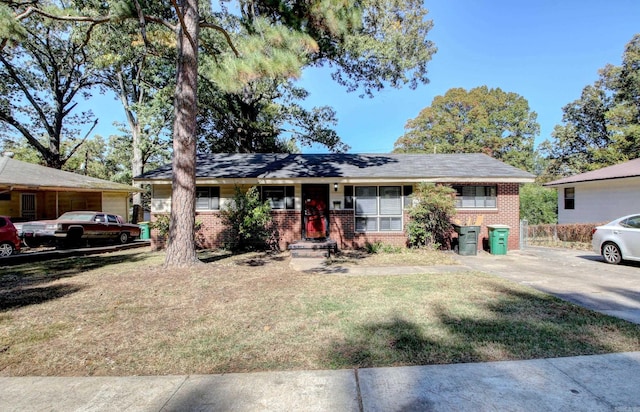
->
xmin=0 ymin=284 xmax=85 ymax=311
xmin=327 ymin=283 xmax=640 ymax=369
xmin=0 ymin=252 xmax=149 ymax=290
xmin=233 ymin=252 xmax=288 ymax=267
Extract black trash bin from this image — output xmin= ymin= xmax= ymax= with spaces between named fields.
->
xmin=453 ymin=224 xmax=480 ymax=256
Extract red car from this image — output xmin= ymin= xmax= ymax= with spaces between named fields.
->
xmin=0 ymin=216 xmax=21 ymax=257
xmin=20 ymin=211 xmax=141 ymax=248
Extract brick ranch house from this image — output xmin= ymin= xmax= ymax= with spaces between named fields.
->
xmin=134 ymin=153 xmax=535 ymax=252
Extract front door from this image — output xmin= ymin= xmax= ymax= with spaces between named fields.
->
xmin=302 ymin=184 xmax=329 ymax=240
xmin=21 ymin=193 xmax=36 ymax=220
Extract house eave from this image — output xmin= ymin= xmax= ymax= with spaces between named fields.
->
xmin=135 ymin=176 xmax=535 ymax=185
xmin=544 ymin=175 xmax=640 ymax=187
xmin=0 ymin=184 xmax=143 ymax=193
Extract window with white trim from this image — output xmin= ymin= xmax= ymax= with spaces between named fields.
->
xmin=355 ymin=186 xmax=403 ymax=232
xmin=260 ymin=186 xmax=294 ymax=210
xmin=196 ymin=186 xmax=220 ymax=210
xmin=453 ymin=185 xmax=497 ymax=208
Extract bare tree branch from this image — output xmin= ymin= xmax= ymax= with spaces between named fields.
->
xmin=169 ymin=0 xmax=196 ymax=51
xmin=16 ymin=6 xmax=112 ymax=23
xmin=64 ymin=117 xmax=99 ymax=162
xmin=200 ymin=22 xmax=240 ymax=57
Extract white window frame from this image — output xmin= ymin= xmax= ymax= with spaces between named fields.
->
xmin=355 ymin=186 xmax=403 ymax=232
xmin=196 ymin=186 xmax=220 ymax=211
xmin=453 ymin=185 xmax=497 ymax=209
xmin=260 ymin=186 xmax=295 ymax=210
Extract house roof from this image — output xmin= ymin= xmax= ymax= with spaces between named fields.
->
xmin=135 ymin=153 xmax=535 ymax=183
xmin=544 ymin=157 xmax=640 ymax=187
xmin=0 ymin=156 xmax=142 ymax=193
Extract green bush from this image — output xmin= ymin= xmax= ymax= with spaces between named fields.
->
xmin=149 ymin=214 xmax=171 ymax=238
xmin=220 ymin=186 xmax=274 ymax=252
xmin=364 ymin=241 xmax=402 ymax=254
xmin=406 ymin=183 xmax=456 ymax=249
xmin=520 ymin=183 xmax=557 ymax=224
xmin=149 ymin=214 xmax=203 ymax=246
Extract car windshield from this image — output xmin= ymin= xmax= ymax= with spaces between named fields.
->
xmin=58 ymin=212 xmax=96 ymax=221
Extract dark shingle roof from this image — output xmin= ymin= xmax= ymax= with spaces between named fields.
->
xmin=135 ymin=153 xmax=535 ymax=182
xmin=0 ymin=156 xmax=141 ymax=192
xmin=544 ymin=158 xmax=640 ymax=186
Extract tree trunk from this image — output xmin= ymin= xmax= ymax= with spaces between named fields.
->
xmin=117 ymin=70 xmax=145 ymax=224
xmin=165 ymin=0 xmax=201 ymax=267
xmin=131 ymin=123 xmax=144 ymax=224
xmin=131 ymin=136 xmax=144 ymax=223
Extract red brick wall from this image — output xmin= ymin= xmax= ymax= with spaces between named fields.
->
xmin=150 ymin=182 xmax=522 ymax=251
xmin=151 ymin=210 xmax=303 ymax=251
xmin=269 ymin=210 xmax=300 ymax=250
xmin=452 ymin=183 xmax=521 ymax=251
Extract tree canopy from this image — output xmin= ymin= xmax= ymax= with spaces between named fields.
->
xmin=197 ymin=78 xmax=346 ymax=153
xmin=0 ymin=7 xmax=100 ymax=168
xmin=1 ymin=0 xmax=437 ymax=266
xmin=519 ymin=183 xmax=557 ymax=225
xmin=540 ymin=34 xmax=640 ymax=179
xmin=393 ymin=86 xmax=539 ymax=172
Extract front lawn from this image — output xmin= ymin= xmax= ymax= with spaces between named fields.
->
xmin=1 ymin=249 xmax=639 ymax=376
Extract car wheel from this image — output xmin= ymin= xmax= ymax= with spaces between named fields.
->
xmin=118 ymin=232 xmax=129 ymax=244
xmin=602 ymin=242 xmax=622 ymax=264
xmin=23 ymin=238 xmax=42 ymax=248
xmin=0 ymin=242 xmax=15 ymax=257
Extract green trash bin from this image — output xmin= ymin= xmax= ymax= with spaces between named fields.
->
xmin=139 ymin=222 xmax=150 ymax=240
xmin=453 ymin=224 xmax=480 ymax=256
xmin=487 ymin=225 xmax=510 ymax=255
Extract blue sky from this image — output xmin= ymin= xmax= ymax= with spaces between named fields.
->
xmin=298 ymin=0 xmax=640 ymax=153
xmin=91 ymin=0 xmax=640 ymax=154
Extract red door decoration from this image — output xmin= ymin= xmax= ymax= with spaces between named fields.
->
xmin=304 ymin=186 xmax=328 ymax=239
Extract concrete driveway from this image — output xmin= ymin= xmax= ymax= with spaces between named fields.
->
xmin=454 ymin=246 xmax=640 ymax=324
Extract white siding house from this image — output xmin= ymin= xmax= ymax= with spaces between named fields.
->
xmin=545 ymin=158 xmax=640 ymax=224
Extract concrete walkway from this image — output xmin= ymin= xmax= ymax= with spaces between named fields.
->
xmin=1 ymin=352 xmax=639 ymax=411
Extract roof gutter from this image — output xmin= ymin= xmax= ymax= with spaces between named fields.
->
xmin=134 ymin=177 xmax=536 ymax=185
xmin=1 ymin=185 xmax=143 ymax=193
xmin=543 ymin=174 xmax=640 ymax=187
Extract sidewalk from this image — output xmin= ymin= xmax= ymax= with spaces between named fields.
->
xmin=1 ymin=352 xmax=639 ymax=411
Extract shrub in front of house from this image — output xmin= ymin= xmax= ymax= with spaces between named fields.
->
xmin=149 ymin=214 xmax=203 ymax=248
xmin=220 ymin=186 xmax=274 ymax=252
xmin=406 ymin=183 xmax=456 ymax=249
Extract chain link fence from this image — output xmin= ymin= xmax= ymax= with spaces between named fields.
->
xmin=520 ymin=220 xmax=602 ymax=250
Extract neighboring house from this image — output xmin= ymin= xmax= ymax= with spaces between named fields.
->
xmin=0 ymin=154 xmax=141 ymax=222
xmin=135 ymin=153 xmax=535 ymax=252
xmin=544 ymin=157 xmax=640 ymax=224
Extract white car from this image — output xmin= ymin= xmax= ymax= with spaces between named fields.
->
xmin=592 ymin=214 xmax=640 ymax=264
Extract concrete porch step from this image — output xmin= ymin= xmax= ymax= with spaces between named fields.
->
xmin=288 ymin=239 xmax=338 ymax=258
xmin=290 ymin=249 xmax=330 ymax=258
